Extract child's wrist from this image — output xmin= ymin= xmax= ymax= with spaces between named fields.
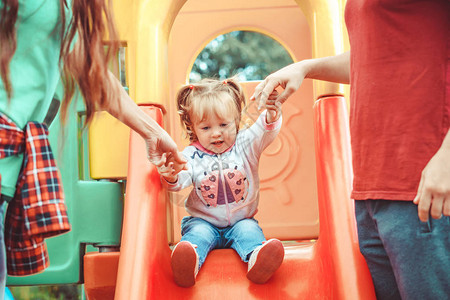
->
xmin=163 ymin=175 xmax=178 ymax=184
xmin=266 ymin=110 xmax=279 ymax=123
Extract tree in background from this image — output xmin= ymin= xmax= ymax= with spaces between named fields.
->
xmin=9 ymin=285 xmax=81 ymax=300
xmin=190 ymin=31 xmax=293 ymax=82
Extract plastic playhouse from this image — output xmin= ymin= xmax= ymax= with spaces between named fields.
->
xmin=7 ymin=0 xmax=376 ymax=299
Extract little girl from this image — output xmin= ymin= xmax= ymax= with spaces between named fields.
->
xmin=156 ymin=78 xmax=284 ymax=287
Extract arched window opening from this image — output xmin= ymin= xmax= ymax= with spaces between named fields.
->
xmin=190 ymin=31 xmax=293 ymax=82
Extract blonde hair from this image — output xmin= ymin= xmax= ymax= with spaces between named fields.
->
xmin=177 ymin=77 xmax=245 ymax=142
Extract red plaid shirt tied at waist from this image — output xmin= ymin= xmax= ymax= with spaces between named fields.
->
xmin=0 ymin=113 xmax=71 ymax=276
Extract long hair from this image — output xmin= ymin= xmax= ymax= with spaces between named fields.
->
xmin=0 ymin=0 xmax=119 ymax=125
xmin=176 ymin=77 xmax=246 ymax=142
xmin=0 ymin=0 xmax=18 ymax=100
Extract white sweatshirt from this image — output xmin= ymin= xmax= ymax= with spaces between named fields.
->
xmin=163 ymin=111 xmax=282 ymax=227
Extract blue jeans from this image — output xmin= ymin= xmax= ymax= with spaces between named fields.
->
xmin=180 ymin=217 xmax=266 ymax=268
xmin=0 ymin=199 xmax=6 ymax=299
xmin=355 ymin=200 xmax=450 ymax=300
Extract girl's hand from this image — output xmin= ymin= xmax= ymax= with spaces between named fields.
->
xmin=265 ymin=91 xmax=282 ymax=123
xmin=154 ymin=153 xmax=179 ymax=183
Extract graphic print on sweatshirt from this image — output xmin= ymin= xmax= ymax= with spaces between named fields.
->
xmin=198 ymin=161 xmax=248 ymax=207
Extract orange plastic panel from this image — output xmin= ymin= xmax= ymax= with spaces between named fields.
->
xmin=113 ymin=98 xmax=376 ymax=299
xmin=313 ymin=96 xmax=375 ymax=298
xmin=84 ymin=252 xmax=119 ymax=300
xmin=114 ymin=106 xmax=170 ymax=299
xmin=168 ymin=2 xmax=317 ymax=242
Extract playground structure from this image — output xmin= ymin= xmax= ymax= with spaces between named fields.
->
xmin=6 ymin=0 xmax=376 ymax=299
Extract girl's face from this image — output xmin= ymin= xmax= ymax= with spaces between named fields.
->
xmin=193 ymin=114 xmax=237 ymax=154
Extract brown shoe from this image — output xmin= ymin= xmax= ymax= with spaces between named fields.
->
xmin=171 ymin=241 xmax=199 ymax=287
xmin=246 ymin=239 xmax=284 ymax=284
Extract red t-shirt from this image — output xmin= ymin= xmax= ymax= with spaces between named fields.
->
xmin=345 ymin=0 xmax=450 ymax=201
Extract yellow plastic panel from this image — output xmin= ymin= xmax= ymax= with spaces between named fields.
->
xmin=85 ymin=0 xmax=135 ymax=180
xmin=295 ymin=0 xmax=349 ymax=99
xmin=89 ymin=0 xmax=186 ymax=180
xmin=89 ymin=111 xmax=130 ymax=179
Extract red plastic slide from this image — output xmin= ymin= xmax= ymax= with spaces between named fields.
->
xmin=89 ymin=97 xmax=376 ymax=299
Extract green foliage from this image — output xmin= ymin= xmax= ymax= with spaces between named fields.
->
xmin=9 ymin=284 xmax=81 ymax=300
xmin=190 ymin=31 xmax=293 ymax=82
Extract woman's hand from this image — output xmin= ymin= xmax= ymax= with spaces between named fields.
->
xmin=251 ymin=52 xmax=350 ymax=109
xmin=251 ymin=62 xmax=307 ymax=109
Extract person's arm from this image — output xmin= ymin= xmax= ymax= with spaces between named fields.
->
xmin=414 ymin=129 xmax=450 ymax=221
xmin=251 ymin=51 xmax=350 ymax=107
xmin=67 ymin=31 xmax=186 ymax=170
xmin=240 ymin=110 xmax=282 ymax=160
xmin=101 ymin=71 xmax=186 ymax=170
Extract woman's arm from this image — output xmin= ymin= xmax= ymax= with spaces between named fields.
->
xmin=101 ymin=71 xmax=186 ymax=168
xmin=252 ymin=51 xmax=350 ymax=107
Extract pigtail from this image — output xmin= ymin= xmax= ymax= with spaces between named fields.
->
xmin=221 ymin=77 xmax=245 ymax=129
xmin=176 ymin=84 xmax=197 ymax=141
xmin=224 ymin=77 xmax=245 ymax=115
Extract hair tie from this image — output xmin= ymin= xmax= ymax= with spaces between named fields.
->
xmin=223 ymin=80 xmax=228 ymax=85
xmin=189 ymin=85 xmax=194 ymax=90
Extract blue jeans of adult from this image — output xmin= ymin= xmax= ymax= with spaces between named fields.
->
xmin=0 ymin=199 xmax=6 ymax=299
xmin=355 ymin=200 xmax=450 ymax=300
xmin=180 ymin=216 xmax=266 ymax=268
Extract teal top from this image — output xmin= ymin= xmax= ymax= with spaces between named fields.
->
xmin=0 ymin=0 xmax=63 ymax=197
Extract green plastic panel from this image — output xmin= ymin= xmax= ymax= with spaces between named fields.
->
xmin=7 ymin=92 xmax=123 ymax=285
